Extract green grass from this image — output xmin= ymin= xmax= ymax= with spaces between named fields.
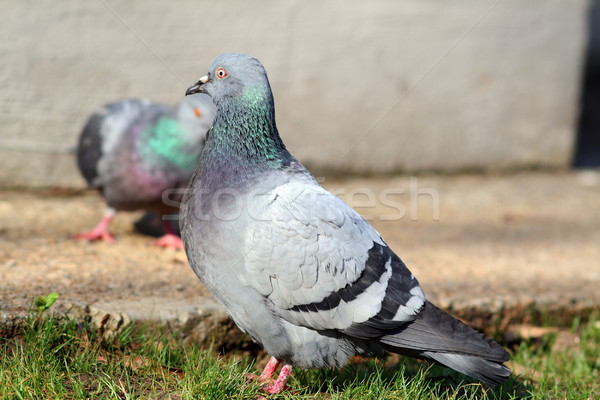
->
xmin=0 ymin=313 xmax=598 ymax=399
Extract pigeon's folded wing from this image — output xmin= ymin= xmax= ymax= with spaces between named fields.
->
xmin=242 ymin=181 xmax=426 ymax=337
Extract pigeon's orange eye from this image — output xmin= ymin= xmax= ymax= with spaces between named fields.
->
xmin=215 ymin=68 xmax=228 ymax=79
xmin=193 ymin=107 xmax=202 ymax=117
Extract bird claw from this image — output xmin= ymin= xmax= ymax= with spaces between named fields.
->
xmin=246 ymin=372 xmax=274 ymax=385
xmin=246 ymin=374 xmax=284 ymax=394
xmin=244 ymin=373 xmax=261 ymax=381
xmin=262 ymin=381 xmax=288 ymax=395
xmin=73 ymin=210 xmax=116 ymax=243
xmin=72 ymin=229 xmax=116 ymax=243
xmin=151 ymin=233 xmax=184 ymax=249
xmin=246 ymin=358 xmax=293 ymax=395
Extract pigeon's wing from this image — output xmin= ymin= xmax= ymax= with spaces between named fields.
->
xmin=77 ymin=99 xmax=153 ymax=189
xmin=242 ymin=180 xmax=426 ymax=337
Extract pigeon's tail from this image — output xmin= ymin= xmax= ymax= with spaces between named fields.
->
xmin=380 ymin=301 xmax=510 ymax=386
xmin=77 ymin=111 xmax=105 ymax=188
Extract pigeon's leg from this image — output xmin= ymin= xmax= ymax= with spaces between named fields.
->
xmin=263 ymin=364 xmax=293 ymax=394
xmin=246 ymin=356 xmax=279 ymax=382
xmin=151 ymin=220 xmax=184 ymax=249
xmin=73 ymin=208 xmax=116 ymax=243
xmin=247 ymin=357 xmax=292 ymax=394
xmin=259 ymin=356 xmax=280 ymax=381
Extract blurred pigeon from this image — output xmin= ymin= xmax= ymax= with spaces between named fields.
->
xmin=74 ymin=94 xmax=215 ymax=249
xmin=181 ymin=53 xmax=510 ymax=393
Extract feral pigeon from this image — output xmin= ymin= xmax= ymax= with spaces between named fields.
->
xmin=181 ymin=53 xmax=510 ymax=393
xmin=74 ymin=94 xmax=215 ymax=249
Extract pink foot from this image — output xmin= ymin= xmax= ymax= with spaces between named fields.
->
xmin=263 ymin=364 xmax=293 ymax=394
xmin=73 ymin=211 xmax=116 ymax=243
xmin=259 ymin=356 xmax=280 ymax=381
xmin=73 ymin=228 xmax=116 ymax=243
xmin=247 ymin=357 xmax=293 ymax=394
xmin=151 ymin=220 xmax=184 ymax=249
xmin=151 ymin=233 xmax=184 ymax=249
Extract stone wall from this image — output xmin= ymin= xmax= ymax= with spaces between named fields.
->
xmin=0 ymin=0 xmax=589 ymax=187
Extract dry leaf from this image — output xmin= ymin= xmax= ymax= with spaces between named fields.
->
xmin=122 ymin=354 xmax=148 ymax=370
xmin=96 ymin=352 xmax=109 ymax=364
xmin=506 ymin=360 xmax=543 ymax=383
xmin=551 ymin=330 xmax=581 ymax=352
xmin=504 ymin=324 xmax=559 ymax=342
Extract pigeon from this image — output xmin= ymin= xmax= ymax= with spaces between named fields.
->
xmin=74 ymin=94 xmax=215 ymax=249
xmin=181 ymin=53 xmax=510 ymax=393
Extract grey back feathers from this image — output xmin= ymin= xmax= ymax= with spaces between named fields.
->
xmin=181 ymin=53 xmax=510 ymax=386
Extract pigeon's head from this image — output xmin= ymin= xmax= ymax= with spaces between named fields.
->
xmin=177 ymin=93 xmax=216 ymax=122
xmin=185 ymin=53 xmax=272 ymax=106
xmin=176 ymin=93 xmax=216 ymax=128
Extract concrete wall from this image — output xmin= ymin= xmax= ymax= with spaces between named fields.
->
xmin=0 ymin=0 xmax=589 ymax=188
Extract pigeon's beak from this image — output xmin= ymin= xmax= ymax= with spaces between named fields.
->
xmin=185 ymin=75 xmax=209 ymax=96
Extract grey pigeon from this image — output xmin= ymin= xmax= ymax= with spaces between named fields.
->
xmin=75 ymin=94 xmax=215 ymax=249
xmin=181 ymin=53 xmax=510 ymax=393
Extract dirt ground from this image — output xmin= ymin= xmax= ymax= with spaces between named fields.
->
xmin=1 ymin=171 xmax=600 ymax=332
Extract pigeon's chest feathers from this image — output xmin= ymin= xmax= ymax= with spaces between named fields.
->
xmin=135 ymin=116 xmax=200 ymax=173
